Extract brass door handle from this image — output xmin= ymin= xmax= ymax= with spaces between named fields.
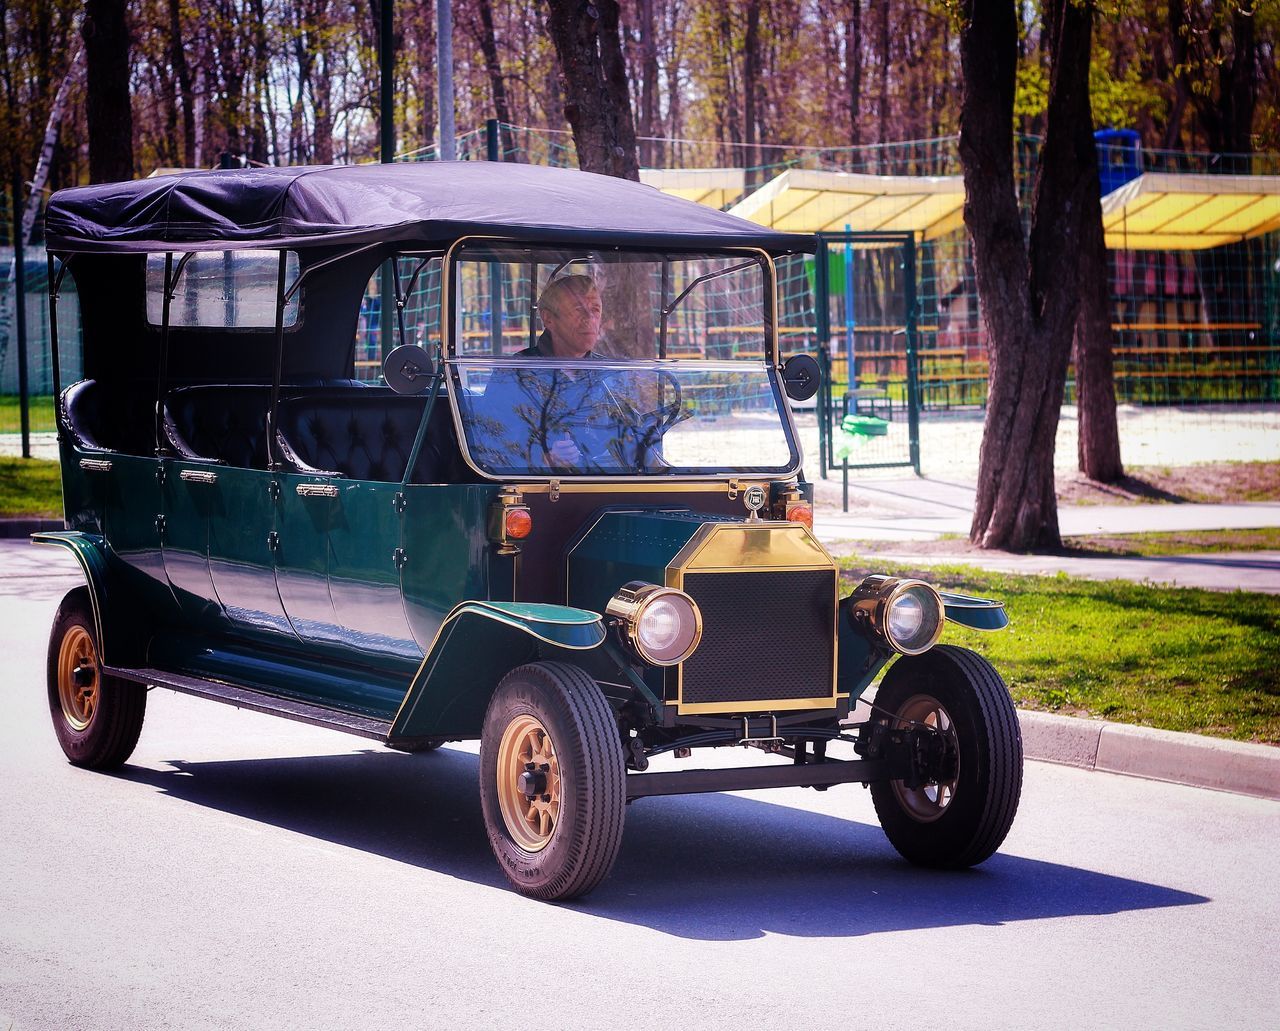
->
xmin=296 ymin=483 xmax=339 ymax=498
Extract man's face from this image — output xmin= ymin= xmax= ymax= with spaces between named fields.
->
xmin=540 ymin=286 xmax=603 ymax=358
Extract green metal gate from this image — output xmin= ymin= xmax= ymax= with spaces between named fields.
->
xmin=814 ymin=231 xmax=921 ymax=485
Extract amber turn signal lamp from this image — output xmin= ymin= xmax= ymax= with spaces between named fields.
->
xmin=489 ymin=489 xmax=532 ymax=555
xmin=785 ymin=501 xmax=814 ymax=529
xmin=504 ymin=507 xmax=533 ymax=540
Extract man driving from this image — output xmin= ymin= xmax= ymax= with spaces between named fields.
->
xmin=514 ymin=274 xmax=617 ymax=469
xmin=521 ymin=274 xmax=603 ymax=361
xmin=479 ymin=273 xmax=668 ymax=473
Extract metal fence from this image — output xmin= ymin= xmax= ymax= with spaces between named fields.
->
xmin=5 ymin=124 xmax=1278 ymax=476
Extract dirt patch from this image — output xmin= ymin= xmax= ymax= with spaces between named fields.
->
xmin=1055 ymin=461 xmax=1280 ymax=505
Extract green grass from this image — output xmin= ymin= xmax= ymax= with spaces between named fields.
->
xmin=840 ymin=558 xmax=1280 ymax=745
xmin=0 ymin=457 xmax=63 ymax=517
xmin=1064 ymin=527 xmax=1280 ymax=556
xmin=0 ymin=394 xmax=56 ymax=434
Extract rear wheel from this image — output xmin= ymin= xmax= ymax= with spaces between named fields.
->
xmin=870 ymin=645 xmax=1022 ymax=868
xmin=47 ymin=587 xmax=146 ymax=769
xmin=480 ymin=661 xmax=626 ymax=901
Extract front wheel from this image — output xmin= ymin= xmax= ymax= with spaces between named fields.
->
xmin=46 ymin=587 xmax=147 ymax=769
xmin=870 ymin=645 xmax=1023 ymax=868
xmin=480 ymin=662 xmax=626 ymax=901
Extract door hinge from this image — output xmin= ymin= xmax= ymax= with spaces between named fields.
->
xmin=155 ymin=465 xmax=166 ymax=486
xmin=267 ymin=530 xmax=280 ymax=553
xmin=393 ymin=547 xmax=407 ymax=570
xmin=268 ymin=480 xmax=281 ymax=502
xmin=154 ymin=514 xmax=166 ymax=538
xmin=394 ymin=491 xmax=407 ymax=515
xmin=549 ymin=479 xmax=561 ymax=503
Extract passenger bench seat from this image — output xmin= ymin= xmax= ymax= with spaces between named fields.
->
xmin=274 ymin=392 xmax=459 ymax=483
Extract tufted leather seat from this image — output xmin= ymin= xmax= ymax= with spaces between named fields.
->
xmin=162 ymin=380 xmax=368 ymax=468
xmin=275 ymin=392 xmax=461 ymax=483
xmin=163 ymin=385 xmax=274 ymax=467
xmin=59 ymin=378 xmax=157 ymax=456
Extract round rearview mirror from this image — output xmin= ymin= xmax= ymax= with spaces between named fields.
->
xmin=781 ymin=353 xmax=821 ymax=402
xmin=383 ymin=344 xmax=435 ymax=395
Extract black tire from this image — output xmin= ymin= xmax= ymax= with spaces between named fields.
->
xmin=869 ymin=645 xmax=1022 ymax=869
xmin=480 ymin=661 xmax=626 ymax=901
xmin=46 ymin=587 xmax=147 ymax=770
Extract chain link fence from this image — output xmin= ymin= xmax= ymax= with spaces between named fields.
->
xmin=5 ymin=125 xmax=1278 ymax=473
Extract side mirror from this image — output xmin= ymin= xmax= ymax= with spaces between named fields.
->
xmin=383 ymin=344 xmax=435 ymax=395
xmin=781 ymin=353 xmax=821 ymax=402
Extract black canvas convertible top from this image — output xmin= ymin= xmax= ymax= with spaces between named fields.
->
xmin=45 ymin=161 xmax=815 ymax=255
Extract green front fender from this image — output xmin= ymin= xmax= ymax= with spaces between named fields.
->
xmin=31 ymin=531 xmax=128 ymax=666
xmin=389 ymin=601 xmax=606 ymax=742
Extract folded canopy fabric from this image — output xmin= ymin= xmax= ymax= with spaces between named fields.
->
xmin=1101 ymin=172 xmax=1280 ymax=250
xmin=638 ymin=167 xmax=747 ymax=210
xmin=728 ymin=168 xmax=967 ymax=239
xmin=45 ymin=161 xmax=815 ymax=255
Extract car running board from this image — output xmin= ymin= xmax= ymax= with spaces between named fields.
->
xmin=104 ymin=666 xmax=393 ymax=742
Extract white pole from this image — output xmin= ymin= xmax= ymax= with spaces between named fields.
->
xmin=437 ymin=0 xmax=456 ymax=160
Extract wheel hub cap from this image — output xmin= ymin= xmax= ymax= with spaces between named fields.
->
xmin=496 ymin=715 xmax=562 ymax=852
xmin=889 ymin=693 xmax=959 ymax=823
xmin=57 ymin=626 xmax=99 ymax=732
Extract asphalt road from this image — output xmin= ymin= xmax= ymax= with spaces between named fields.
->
xmin=2 ymin=543 xmax=1278 ymax=1030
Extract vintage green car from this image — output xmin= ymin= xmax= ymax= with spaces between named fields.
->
xmin=39 ymin=162 xmax=1021 ymax=900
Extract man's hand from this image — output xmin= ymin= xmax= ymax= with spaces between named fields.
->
xmin=547 ymin=434 xmax=582 ymax=467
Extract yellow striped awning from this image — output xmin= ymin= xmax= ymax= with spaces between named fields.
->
xmin=1101 ymin=172 xmax=1280 ymax=250
xmin=639 ymin=167 xmax=747 ymax=210
xmin=727 ymin=168 xmax=967 ymax=239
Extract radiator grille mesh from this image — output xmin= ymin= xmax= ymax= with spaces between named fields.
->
xmin=679 ymin=568 xmax=835 ymax=707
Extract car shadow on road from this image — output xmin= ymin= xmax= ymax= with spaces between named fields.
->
xmin=116 ymin=746 xmax=1207 ymax=941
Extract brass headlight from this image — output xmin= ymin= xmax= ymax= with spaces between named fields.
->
xmin=605 ymin=581 xmax=703 ymax=666
xmin=848 ymin=575 xmax=945 ymax=655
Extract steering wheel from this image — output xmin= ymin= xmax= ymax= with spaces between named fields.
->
xmin=541 ymin=371 xmax=687 ymax=473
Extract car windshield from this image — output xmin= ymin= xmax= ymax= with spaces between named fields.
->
xmin=450 ymin=358 xmax=799 ymax=477
xmin=444 ymin=243 xmax=799 ymax=478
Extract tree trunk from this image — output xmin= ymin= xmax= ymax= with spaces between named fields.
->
xmin=876 ymin=0 xmax=889 ymax=170
xmin=742 ymin=0 xmax=761 ymax=186
xmin=1074 ymin=194 xmax=1124 ymax=481
xmin=476 ymin=0 xmax=513 ymax=154
xmin=413 ymin=1 xmax=435 ymax=158
xmin=169 ymin=0 xmax=196 ymax=167
xmin=637 ymin=0 xmax=658 ymax=166
xmin=543 ymin=0 xmax=640 ymax=180
xmin=544 ymin=0 xmax=645 ymax=356
xmin=82 ymin=0 xmax=133 ymax=183
xmin=961 ymin=0 xmax=1097 ymax=550
xmin=848 ymin=0 xmax=862 ymax=147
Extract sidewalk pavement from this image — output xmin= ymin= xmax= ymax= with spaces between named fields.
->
xmin=809 ymin=475 xmax=1280 ymax=593
xmin=814 ymin=475 xmax=1280 ymax=542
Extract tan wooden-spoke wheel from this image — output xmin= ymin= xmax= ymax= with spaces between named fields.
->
xmin=57 ymin=625 xmax=99 ymax=732
xmin=495 ymin=714 xmax=562 ymax=853
xmin=890 ymin=693 xmax=958 ymax=823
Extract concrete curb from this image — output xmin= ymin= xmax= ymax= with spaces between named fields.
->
xmin=0 ymin=517 xmax=62 ymax=539
xmin=1019 ymin=709 xmax=1280 ymax=801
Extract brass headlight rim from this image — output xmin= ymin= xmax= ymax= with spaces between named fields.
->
xmin=606 ymin=581 xmax=704 ymax=667
xmin=882 ymin=578 xmax=945 ymax=656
